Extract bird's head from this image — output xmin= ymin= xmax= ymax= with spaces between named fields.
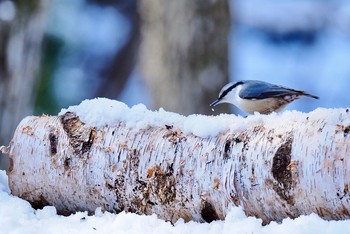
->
xmin=210 ymin=81 xmax=244 ymax=108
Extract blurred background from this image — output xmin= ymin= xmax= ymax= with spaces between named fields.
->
xmin=1 ymin=0 xmax=349 ymax=170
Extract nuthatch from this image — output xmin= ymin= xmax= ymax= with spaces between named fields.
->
xmin=210 ymin=80 xmax=319 ymax=114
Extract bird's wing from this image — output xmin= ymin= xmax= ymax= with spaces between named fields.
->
xmin=239 ymin=81 xmax=301 ymax=100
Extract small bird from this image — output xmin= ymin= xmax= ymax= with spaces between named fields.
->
xmin=210 ymin=80 xmax=319 ymax=114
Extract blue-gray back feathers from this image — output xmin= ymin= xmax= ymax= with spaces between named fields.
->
xmin=238 ymin=80 xmax=318 ymax=100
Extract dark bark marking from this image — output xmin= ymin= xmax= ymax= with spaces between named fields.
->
xmin=113 ymin=175 xmax=125 ymax=212
xmin=28 ymin=194 xmax=50 ymax=210
xmin=163 ymin=128 xmax=186 ymax=145
xmin=8 ymin=157 xmax=13 ymax=173
xmin=233 ymin=137 xmax=242 ymax=144
xmin=316 ymin=207 xmax=335 ymax=219
xmin=49 ymin=133 xmax=57 ymax=155
xmin=230 ymin=171 xmax=240 ymax=206
xmin=82 ymin=128 xmax=96 ymax=154
xmin=337 ymin=184 xmax=349 ymax=200
xmin=201 ymin=201 xmax=219 ymax=223
xmin=271 ymin=137 xmax=295 ymax=205
xmin=165 ymin=124 xmax=173 ymax=130
xmin=336 ymin=124 xmax=350 ymax=138
xmin=152 ymin=164 xmax=176 ymax=205
xmin=223 ymin=139 xmax=232 ymax=160
xmin=60 ymin=112 xmax=95 ymax=155
xmin=64 ymin=157 xmax=71 ymax=170
xmin=343 ymin=126 xmax=350 ymax=137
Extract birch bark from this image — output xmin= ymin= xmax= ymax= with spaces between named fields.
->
xmin=7 ymin=109 xmax=350 ymax=224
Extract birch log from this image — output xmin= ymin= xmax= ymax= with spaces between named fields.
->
xmin=7 ymin=106 xmax=350 ymax=224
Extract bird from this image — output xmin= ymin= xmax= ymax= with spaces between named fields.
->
xmin=210 ymin=80 xmax=319 ymax=114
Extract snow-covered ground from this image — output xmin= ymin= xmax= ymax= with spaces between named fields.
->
xmin=1 ymin=169 xmax=350 ymax=234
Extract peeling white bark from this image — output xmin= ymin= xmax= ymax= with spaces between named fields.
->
xmin=7 ymin=109 xmax=350 ymax=224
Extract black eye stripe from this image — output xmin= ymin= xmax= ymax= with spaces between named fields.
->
xmin=219 ymin=81 xmax=244 ymax=99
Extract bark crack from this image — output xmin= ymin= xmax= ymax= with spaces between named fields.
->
xmin=271 ymin=137 xmax=295 ymax=205
xmin=201 ymin=201 xmax=219 ymax=223
xmin=59 ymin=112 xmax=95 ymax=156
xmin=223 ymin=138 xmax=232 ymax=160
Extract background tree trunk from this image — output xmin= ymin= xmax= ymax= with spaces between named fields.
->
xmin=89 ymin=0 xmax=141 ymax=99
xmin=0 ymin=1 xmax=48 ymax=170
xmin=7 ymin=106 xmax=350 ymax=224
xmin=138 ymin=0 xmax=231 ymax=115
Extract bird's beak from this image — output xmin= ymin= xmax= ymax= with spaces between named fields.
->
xmin=210 ymin=99 xmax=221 ymax=107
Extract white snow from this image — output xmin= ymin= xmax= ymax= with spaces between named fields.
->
xmin=1 ymin=170 xmax=350 ymax=233
xmin=59 ymin=98 xmax=349 ymax=140
xmin=60 ymin=98 xmax=234 ymax=138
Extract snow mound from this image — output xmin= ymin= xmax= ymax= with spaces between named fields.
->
xmin=60 ymin=98 xmax=349 ymax=138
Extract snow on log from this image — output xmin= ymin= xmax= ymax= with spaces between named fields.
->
xmin=7 ymin=98 xmax=350 ymax=224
